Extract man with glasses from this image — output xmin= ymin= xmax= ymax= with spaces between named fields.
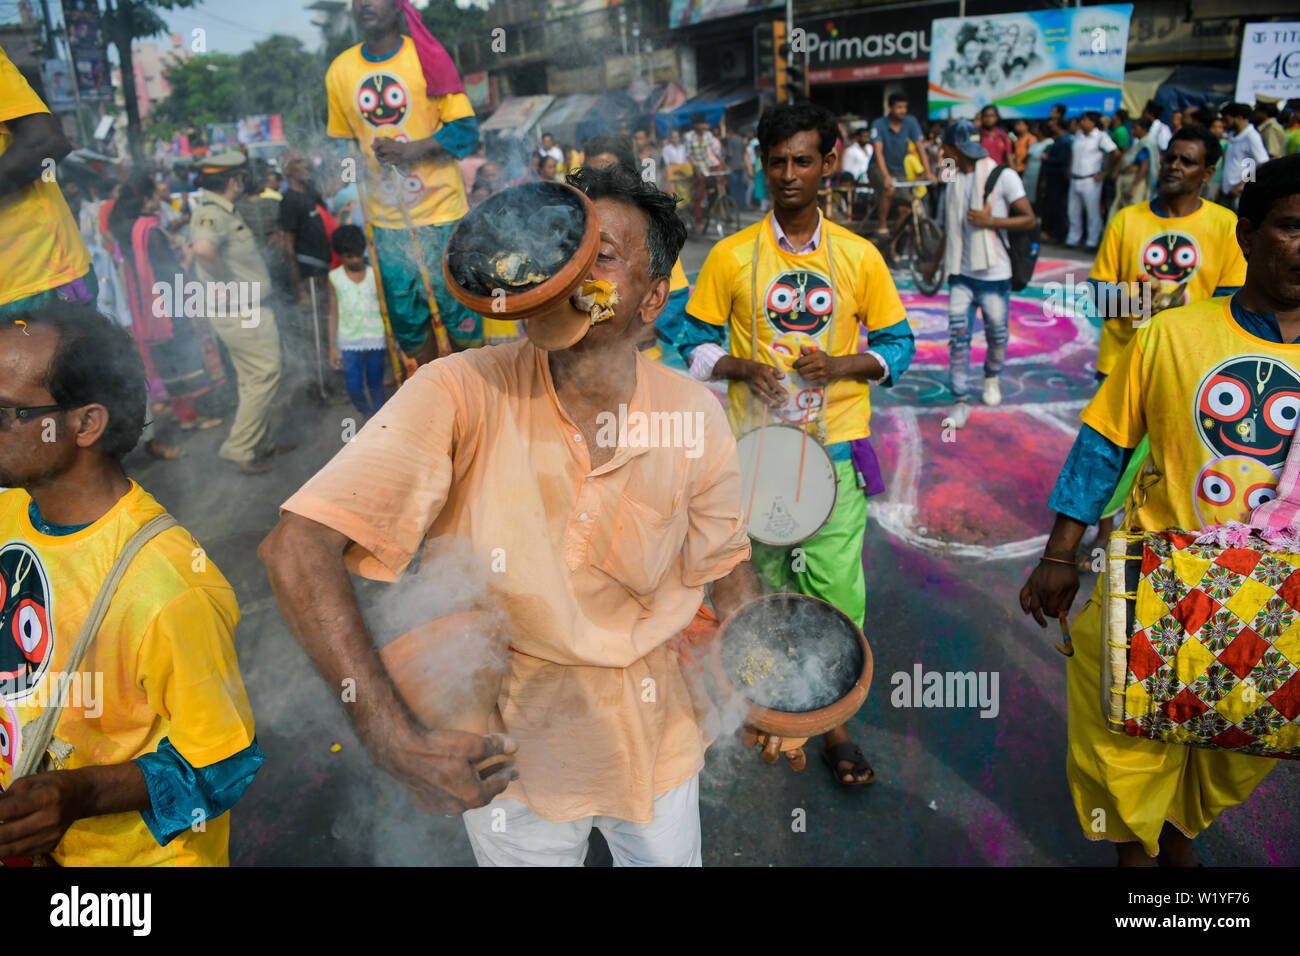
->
xmin=0 ymin=306 xmax=262 ymax=866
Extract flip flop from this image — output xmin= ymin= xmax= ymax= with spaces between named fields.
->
xmin=179 ymin=417 xmax=224 ymax=431
xmin=822 ymin=740 xmax=875 ymax=787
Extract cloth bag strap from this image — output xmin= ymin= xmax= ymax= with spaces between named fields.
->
xmin=12 ymin=513 xmax=178 ymax=780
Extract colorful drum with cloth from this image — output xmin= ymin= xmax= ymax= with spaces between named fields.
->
xmin=1102 ymin=527 xmax=1300 ymax=759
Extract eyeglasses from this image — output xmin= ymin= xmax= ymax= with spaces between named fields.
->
xmin=0 ymin=405 xmax=64 ymax=427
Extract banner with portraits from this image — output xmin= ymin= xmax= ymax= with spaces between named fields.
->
xmin=928 ymin=4 xmax=1133 ymax=119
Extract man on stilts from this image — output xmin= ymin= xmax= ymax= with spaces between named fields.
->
xmin=325 ymin=0 xmax=482 ymax=365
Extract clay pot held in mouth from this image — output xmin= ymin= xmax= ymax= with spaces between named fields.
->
xmin=443 ymin=182 xmax=601 ymax=349
xmin=712 ymin=593 xmax=873 ymax=740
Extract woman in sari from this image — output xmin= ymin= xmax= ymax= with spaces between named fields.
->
xmin=110 ymin=171 xmax=225 ymax=454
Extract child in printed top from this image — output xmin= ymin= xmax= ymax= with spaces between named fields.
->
xmin=328 ymin=225 xmax=389 ymax=418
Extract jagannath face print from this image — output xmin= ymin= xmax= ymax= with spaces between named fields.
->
xmin=762 ymin=270 xmax=835 ymax=339
xmin=1196 ymin=356 xmax=1300 ymax=470
xmin=1194 ymin=455 xmax=1279 ymax=526
xmin=1140 ymin=231 xmax=1201 ymax=285
xmin=761 ymin=271 xmax=834 ymax=426
xmin=0 ymin=543 xmax=53 ymax=701
xmin=0 ymin=697 xmax=18 ymax=784
xmin=356 ymin=73 xmax=408 ymax=127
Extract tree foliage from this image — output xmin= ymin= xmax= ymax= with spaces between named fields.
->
xmin=147 ymin=53 xmax=240 ymax=137
xmin=147 ymin=36 xmax=329 ymax=142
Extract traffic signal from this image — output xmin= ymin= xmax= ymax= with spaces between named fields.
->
xmin=786 ymin=53 xmax=807 ymax=103
xmin=773 ymin=22 xmax=789 ymax=102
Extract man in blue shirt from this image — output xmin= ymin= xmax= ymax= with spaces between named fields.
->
xmin=869 ymin=93 xmax=931 ymax=237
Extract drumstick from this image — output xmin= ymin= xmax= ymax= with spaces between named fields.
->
xmin=473 ymin=753 xmax=513 ymax=778
xmin=795 ymin=344 xmax=820 ymax=505
xmin=1055 ymin=610 xmax=1074 ymax=658
xmin=745 ymin=403 xmax=770 ymax=527
xmin=796 ymin=421 xmax=808 ymax=504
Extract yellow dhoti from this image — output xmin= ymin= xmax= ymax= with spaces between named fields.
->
xmin=1066 ymin=580 xmax=1278 ymax=858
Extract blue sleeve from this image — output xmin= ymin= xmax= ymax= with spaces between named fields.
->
xmin=677 ymin=310 xmax=727 ymax=365
xmin=1135 ymin=147 xmax=1149 ymax=163
xmin=656 ymin=287 xmax=690 ymax=348
xmin=1047 ymin=424 xmax=1136 ymax=525
xmin=866 ymin=318 xmax=915 ymax=388
xmin=1212 ymin=286 xmax=1242 ymax=297
xmin=134 ymin=737 xmax=265 ymax=847
xmin=433 ymin=116 xmax=480 ymax=160
xmin=906 ymin=116 xmax=924 ymax=143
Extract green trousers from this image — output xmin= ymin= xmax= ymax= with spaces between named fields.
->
xmin=1102 ymin=435 xmax=1149 ymax=520
xmin=371 ymin=222 xmax=481 ymax=353
xmin=750 ymin=459 xmax=868 ymax=630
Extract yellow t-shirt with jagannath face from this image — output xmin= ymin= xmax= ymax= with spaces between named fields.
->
xmin=1083 ymin=298 xmax=1300 ymax=531
xmin=0 ymin=483 xmax=256 ymax=866
xmin=1090 ymin=199 xmax=1246 ymax=376
xmin=687 ymin=215 xmax=905 ymax=443
xmin=326 ymin=36 xmax=475 ymax=229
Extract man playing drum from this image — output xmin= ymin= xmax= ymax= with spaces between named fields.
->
xmin=1085 ymin=125 xmax=1247 ymax=549
xmin=679 ymin=102 xmax=916 ymax=785
xmin=1020 ymin=155 xmax=1300 ymax=865
xmin=260 ymin=165 xmax=766 ymax=866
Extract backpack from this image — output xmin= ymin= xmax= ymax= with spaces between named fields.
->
xmin=983 ymin=164 xmax=1039 ymax=292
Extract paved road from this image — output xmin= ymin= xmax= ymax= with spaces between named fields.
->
xmin=121 ymin=219 xmax=1300 ymax=865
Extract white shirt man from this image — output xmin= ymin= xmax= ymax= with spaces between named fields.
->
xmin=1224 ymin=122 xmax=1270 ymax=194
xmin=842 ymin=135 xmax=873 ymax=181
xmin=947 ymin=162 xmax=1026 ymax=281
xmin=1067 ymin=119 xmax=1118 ymax=247
xmin=1149 ymin=117 xmax=1172 ymax=151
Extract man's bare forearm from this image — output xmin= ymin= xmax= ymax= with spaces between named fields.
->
xmin=0 ymin=113 xmax=71 ymax=197
xmin=258 ymin=514 xmax=410 ymax=740
xmin=1043 ymin=512 xmax=1088 ymax=559
xmin=710 ymin=559 xmax=763 ymax=623
xmin=68 ymin=762 xmax=152 ymax=817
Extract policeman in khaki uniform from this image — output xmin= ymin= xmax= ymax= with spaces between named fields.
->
xmin=191 ymin=152 xmax=290 ymax=475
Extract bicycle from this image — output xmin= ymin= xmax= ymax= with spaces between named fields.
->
xmin=697 ymin=171 xmax=741 ymax=239
xmin=863 ymin=179 xmax=946 ymax=296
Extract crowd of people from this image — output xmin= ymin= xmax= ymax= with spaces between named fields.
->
xmin=3 ymin=0 xmax=1300 ymax=872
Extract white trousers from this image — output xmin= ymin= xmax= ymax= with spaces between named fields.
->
xmin=1067 ymin=176 xmax=1104 ymax=247
xmin=461 ymin=774 xmax=702 ymax=867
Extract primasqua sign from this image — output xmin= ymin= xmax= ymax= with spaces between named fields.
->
xmin=928 ymin=4 xmax=1132 ymax=119
xmin=1235 ymin=22 xmax=1300 ymax=104
xmin=802 ymin=8 xmax=942 ymax=84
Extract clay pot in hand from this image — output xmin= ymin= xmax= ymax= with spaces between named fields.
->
xmin=443 ymin=181 xmax=601 ymax=350
xmin=711 ymin=593 xmax=873 ymax=741
xmin=380 ymin=609 xmax=508 ymax=735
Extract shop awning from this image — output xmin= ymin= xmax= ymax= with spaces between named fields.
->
xmin=480 ymin=95 xmax=556 ymax=136
xmin=536 ymin=94 xmax=601 ymax=149
xmin=652 ymin=85 xmax=758 ymax=137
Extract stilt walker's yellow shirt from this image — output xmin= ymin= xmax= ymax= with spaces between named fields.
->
xmin=0 ymin=48 xmax=91 ymax=306
xmin=688 ymin=214 xmax=905 ymax=442
xmin=1082 ymin=298 xmax=1300 ymax=530
xmin=326 ymin=36 xmax=474 ymax=228
xmin=1090 ymin=200 xmax=1245 ymax=376
xmin=0 ymin=483 xmax=256 ymax=866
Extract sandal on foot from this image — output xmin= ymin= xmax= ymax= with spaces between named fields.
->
xmin=145 ymin=440 xmax=185 ymax=460
xmin=822 ymin=740 xmax=875 ymax=787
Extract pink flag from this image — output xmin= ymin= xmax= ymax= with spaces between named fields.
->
xmin=396 ymin=0 xmax=464 ymax=96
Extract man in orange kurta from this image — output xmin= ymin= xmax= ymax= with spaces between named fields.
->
xmin=260 ymin=164 xmax=763 ymax=865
